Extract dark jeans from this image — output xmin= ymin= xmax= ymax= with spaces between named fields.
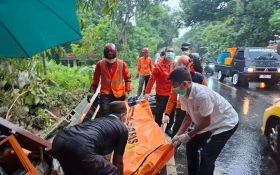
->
xmin=186 ymin=124 xmax=238 ymax=175
xmin=52 ymin=135 xmax=118 ymax=175
xmin=155 ymin=95 xmax=174 ymax=131
xmin=137 ymin=75 xmax=150 ymax=96
xmin=86 ymin=94 xmax=125 ymax=119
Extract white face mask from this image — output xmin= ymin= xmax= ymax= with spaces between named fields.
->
xmin=105 ymin=58 xmax=117 ymax=63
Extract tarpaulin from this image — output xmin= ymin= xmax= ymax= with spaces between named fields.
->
xmin=123 ymin=100 xmax=174 ymax=175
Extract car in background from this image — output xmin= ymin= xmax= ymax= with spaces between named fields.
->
xmin=261 ymin=100 xmax=280 ymax=156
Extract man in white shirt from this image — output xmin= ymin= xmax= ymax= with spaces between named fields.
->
xmin=168 ymin=66 xmax=239 ymax=175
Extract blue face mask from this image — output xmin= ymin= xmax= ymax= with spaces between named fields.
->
xmin=166 ymin=52 xmax=175 ymax=60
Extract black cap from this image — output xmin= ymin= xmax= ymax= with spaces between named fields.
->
xmin=167 ymin=66 xmax=192 ymax=83
xmin=181 ymin=42 xmax=191 ymax=49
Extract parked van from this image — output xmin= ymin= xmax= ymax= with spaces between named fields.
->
xmin=215 ymin=47 xmax=280 ymax=87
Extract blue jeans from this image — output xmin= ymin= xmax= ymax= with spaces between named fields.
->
xmin=137 ymin=75 xmax=150 ymax=96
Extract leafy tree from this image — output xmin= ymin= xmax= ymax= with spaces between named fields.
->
xmin=180 ymin=0 xmax=233 ymax=26
xmin=231 ymin=0 xmax=274 ymax=46
xmin=180 ymin=0 xmax=279 ymax=58
xmin=269 ymin=9 xmax=280 ymax=33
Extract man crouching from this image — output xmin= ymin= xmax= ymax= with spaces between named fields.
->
xmin=52 ymin=101 xmax=128 ymax=175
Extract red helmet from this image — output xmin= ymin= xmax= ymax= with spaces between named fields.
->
xmin=104 ymin=43 xmax=117 ymax=59
xmin=142 ymin=48 xmax=149 ymax=55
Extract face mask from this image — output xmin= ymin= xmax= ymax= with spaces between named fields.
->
xmin=174 ymin=87 xmax=187 ymax=96
xmin=165 ymin=52 xmax=175 ymax=60
xmin=105 ymin=58 xmax=117 ymax=64
xmin=182 ymin=51 xmax=190 ymax=55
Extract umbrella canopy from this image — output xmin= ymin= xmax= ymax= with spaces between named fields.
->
xmin=0 ymin=0 xmax=82 ymax=58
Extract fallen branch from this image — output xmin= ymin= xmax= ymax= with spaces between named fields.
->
xmin=6 ymin=90 xmax=28 ymax=121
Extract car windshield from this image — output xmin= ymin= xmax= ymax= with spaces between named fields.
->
xmin=247 ymin=48 xmax=280 ymax=61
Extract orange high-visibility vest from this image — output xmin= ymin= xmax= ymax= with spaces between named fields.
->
xmin=100 ymin=59 xmax=125 ymax=98
xmin=137 ymin=57 xmax=153 ymax=76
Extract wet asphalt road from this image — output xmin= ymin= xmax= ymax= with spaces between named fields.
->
xmin=174 ymin=75 xmax=280 ymax=175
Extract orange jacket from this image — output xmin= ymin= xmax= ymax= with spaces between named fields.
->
xmin=91 ymin=59 xmax=131 ymax=97
xmin=137 ymin=56 xmax=153 ymax=76
xmin=145 ymin=57 xmax=174 ymax=96
xmin=164 ymin=76 xmax=207 ymax=115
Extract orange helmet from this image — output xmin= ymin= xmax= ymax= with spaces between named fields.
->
xmin=177 ymin=55 xmax=191 ymax=66
xmin=176 ymin=55 xmax=196 ymax=74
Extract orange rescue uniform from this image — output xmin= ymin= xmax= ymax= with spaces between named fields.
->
xmin=145 ymin=57 xmax=174 ymax=96
xmin=137 ymin=56 xmax=153 ymax=76
xmin=91 ymin=59 xmax=131 ymax=98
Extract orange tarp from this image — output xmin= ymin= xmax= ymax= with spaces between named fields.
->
xmin=123 ymin=100 xmax=174 ymax=175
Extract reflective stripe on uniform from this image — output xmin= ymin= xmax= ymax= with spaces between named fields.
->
xmin=100 ymin=59 xmax=123 ymax=84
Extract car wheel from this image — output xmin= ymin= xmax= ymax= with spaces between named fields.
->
xmin=232 ymin=73 xmax=240 ymax=86
xmin=267 ymin=119 xmax=280 ymax=155
xmin=217 ymin=71 xmax=224 ymax=81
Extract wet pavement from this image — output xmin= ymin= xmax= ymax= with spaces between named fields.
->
xmin=174 ymin=75 xmax=280 ymax=175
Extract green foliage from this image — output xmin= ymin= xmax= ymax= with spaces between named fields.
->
xmin=180 ymin=0 xmax=279 ymax=59
xmin=269 ymin=9 xmax=280 ymax=33
xmin=71 ymin=10 xmax=117 ymax=64
xmin=202 ymin=19 xmax=236 ymax=56
xmin=43 ymin=61 xmax=91 ymax=90
xmin=71 ymin=0 xmax=180 ymax=67
xmin=180 ymin=0 xmax=233 ymax=26
xmin=0 ymin=59 xmax=90 ymax=132
xmin=136 ymin=3 xmax=181 ymax=49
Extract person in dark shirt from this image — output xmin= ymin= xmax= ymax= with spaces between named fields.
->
xmin=52 ymin=101 xmax=129 ymax=175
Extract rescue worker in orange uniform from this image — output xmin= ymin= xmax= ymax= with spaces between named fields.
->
xmin=145 ymin=47 xmax=175 ymax=131
xmin=162 ymin=55 xmax=207 ymax=137
xmin=136 ymin=48 xmax=153 ymax=97
xmin=88 ymin=43 xmax=131 ymax=117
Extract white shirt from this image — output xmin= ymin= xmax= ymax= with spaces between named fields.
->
xmin=180 ymin=83 xmax=239 ymax=135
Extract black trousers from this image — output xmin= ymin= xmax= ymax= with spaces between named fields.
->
xmin=52 ymin=134 xmax=118 ymax=175
xmin=99 ymin=94 xmax=125 ymax=117
xmin=172 ymin=108 xmax=185 ymax=136
xmin=155 ymin=95 xmax=174 ymax=131
xmin=143 ymin=75 xmax=150 ymax=93
xmin=186 ymin=124 xmax=238 ymax=175
xmin=85 ymin=94 xmax=125 ymax=120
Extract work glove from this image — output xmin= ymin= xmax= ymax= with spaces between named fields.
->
xmin=171 ymin=135 xmax=181 ymax=147
xmin=162 ymin=114 xmax=170 ymax=124
xmin=87 ymin=93 xmax=93 ymax=103
xmin=172 ymin=132 xmax=191 ymax=146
